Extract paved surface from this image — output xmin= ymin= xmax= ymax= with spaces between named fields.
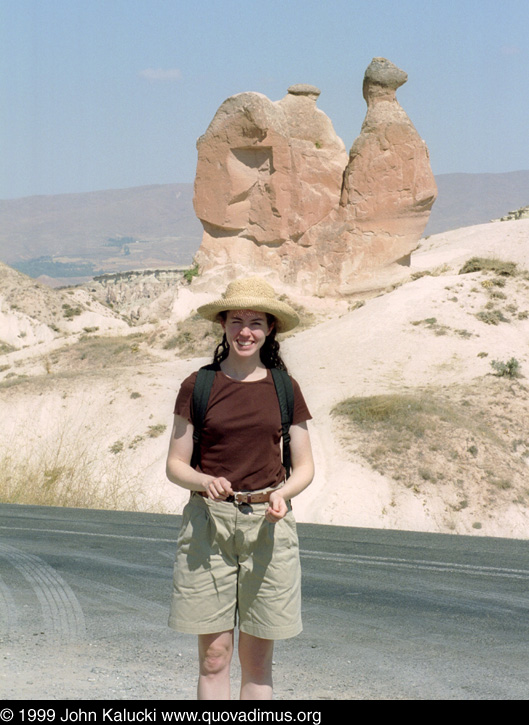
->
xmin=1 ymin=503 xmax=528 ymax=700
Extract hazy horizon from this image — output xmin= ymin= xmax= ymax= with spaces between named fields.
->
xmin=2 ymin=1 xmax=529 ymax=200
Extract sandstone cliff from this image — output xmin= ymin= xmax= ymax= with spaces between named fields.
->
xmin=193 ymin=58 xmax=437 ymax=296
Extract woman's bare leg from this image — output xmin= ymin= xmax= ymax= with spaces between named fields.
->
xmin=197 ymin=630 xmax=234 ymax=700
xmin=238 ymin=631 xmax=274 ymax=700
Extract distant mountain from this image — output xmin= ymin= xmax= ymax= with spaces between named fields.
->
xmin=0 ymin=184 xmax=203 ymax=283
xmin=1 ymin=172 xmax=529 ymax=285
xmin=425 ymin=170 xmax=529 ymax=235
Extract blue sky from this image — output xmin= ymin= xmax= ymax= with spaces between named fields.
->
xmin=1 ymin=0 xmax=528 ymax=199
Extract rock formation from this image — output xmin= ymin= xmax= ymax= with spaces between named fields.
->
xmin=192 ymin=58 xmax=437 ymax=296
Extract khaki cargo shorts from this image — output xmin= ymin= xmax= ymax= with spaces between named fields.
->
xmin=168 ymin=491 xmax=302 ymax=640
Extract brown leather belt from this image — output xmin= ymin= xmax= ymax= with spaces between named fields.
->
xmin=197 ymin=490 xmax=273 ymax=504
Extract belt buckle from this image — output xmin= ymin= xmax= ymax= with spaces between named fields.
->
xmin=233 ymin=492 xmax=253 ymax=515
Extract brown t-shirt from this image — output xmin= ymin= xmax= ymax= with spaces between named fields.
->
xmin=174 ymin=369 xmax=312 ymax=491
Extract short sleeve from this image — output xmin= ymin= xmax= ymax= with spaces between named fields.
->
xmin=173 ymin=371 xmax=198 ymax=423
xmin=291 ymin=377 xmax=312 ymax=425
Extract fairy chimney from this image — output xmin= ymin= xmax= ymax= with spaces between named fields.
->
xmin=192 ymin=58 xmax=437 ymax=296
xmin=340 ymin=57 xmax=437 ymax=265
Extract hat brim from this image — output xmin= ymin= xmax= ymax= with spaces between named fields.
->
xmin=197 ymin=297 xmax=299 ymax=333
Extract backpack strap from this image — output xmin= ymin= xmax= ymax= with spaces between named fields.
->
xmin=190 ymin=363 xmax=219 ymax=470
xmin=270 ymin=368 xmax=295 ymax=478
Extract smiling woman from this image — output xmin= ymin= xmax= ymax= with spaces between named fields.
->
xmin=221 ymin=309 xmax=271 ymax=359
xmin=165 ymin=276 xmax=314 ymax=701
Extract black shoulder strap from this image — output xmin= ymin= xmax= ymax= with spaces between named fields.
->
xmin=270 ymin=368 xmax=295 ymax=477
xmin=190 ymin=363 xmax=218 ymax=470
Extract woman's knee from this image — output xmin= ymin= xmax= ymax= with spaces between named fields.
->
xmin=198 ymin=631 xmax=234 ymax=675
xmin=238 ymin=633 xmax=274 ymax=678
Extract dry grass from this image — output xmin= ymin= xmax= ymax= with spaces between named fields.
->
xmin=277 ymin=296 xmax=318 ymax=336
xmin=332 ymin=376 xmax=529 ymax=518
xmin=0 ymin=425 xmax=149 ymax=511
xmin=0 ymin=340 xmax=16 ymax=355
xmin=0 ymin=334 xmax=153 ymax=389
xmin=57 ymin=333 xmax=151 ymax=370
xmin=457 ymin=256 xmax=529 ymax=326
xmin=160 ymin=313 xmax=222 ymax=358
xmin=458 ymin=257 xmax=520 ymax=277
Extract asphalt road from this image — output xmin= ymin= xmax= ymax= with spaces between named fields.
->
xmin=1 ymin=503 xmax=528 ymax=700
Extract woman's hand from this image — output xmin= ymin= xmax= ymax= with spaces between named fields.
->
xmin=203 ymin=476 xmax=234 ymax=501
xmin=265 ymin=490 xmax=289 ymax=523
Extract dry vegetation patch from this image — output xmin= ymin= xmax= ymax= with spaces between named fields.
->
xmin=160 ymin=314 xmax=222 ymax=358
xmin=0 ymin=340 xmax=16 ymax=355
xmin=0 ymin=262 xmax=97 ymax=330
xmin=46 ymin=333 xmax=152 ymax=375
xmin=332 ymin=376 xmax=529 ymax=523
xmin=0 ymin=427 xmax=149 ymax=511
xmin=277 ymin=296 xmax=318 ymax=336
xmin=458 ymin=256 xmax=529 ymax=325
xmin=0 ymin=333 xmax=156 ymax=390
xmin=406 ymin=256 xmax=529 ymax=344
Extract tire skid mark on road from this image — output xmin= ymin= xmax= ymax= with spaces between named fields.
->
xmin=0 ymin=574 xmax=18 ymax=635
xmin=0 ymin=542 xmax=86 ymax=640
xmin=67 ymin=573 xmax=168 ymax=614
xmin=67 ymin=547 xmax=170 ymax=577
xmin=301 ymin=550 xmax=529 ymax=581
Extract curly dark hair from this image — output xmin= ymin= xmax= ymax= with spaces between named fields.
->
xmin=212 ymin=313 xmax=288 ymax=371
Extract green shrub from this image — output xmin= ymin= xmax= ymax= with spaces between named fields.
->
xmin=476 ymin=308 xmax=509 ymax=325
xmin=62 ymin=303 xmax=83 ymax=319
xmin=183 ymin=263 xmax=199 ymax=283
xmin=490 ymin=358 xmax=521 ymax=378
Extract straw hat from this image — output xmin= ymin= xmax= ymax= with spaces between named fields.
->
xmin=197 ymin=277 xmax=299 ymax=333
